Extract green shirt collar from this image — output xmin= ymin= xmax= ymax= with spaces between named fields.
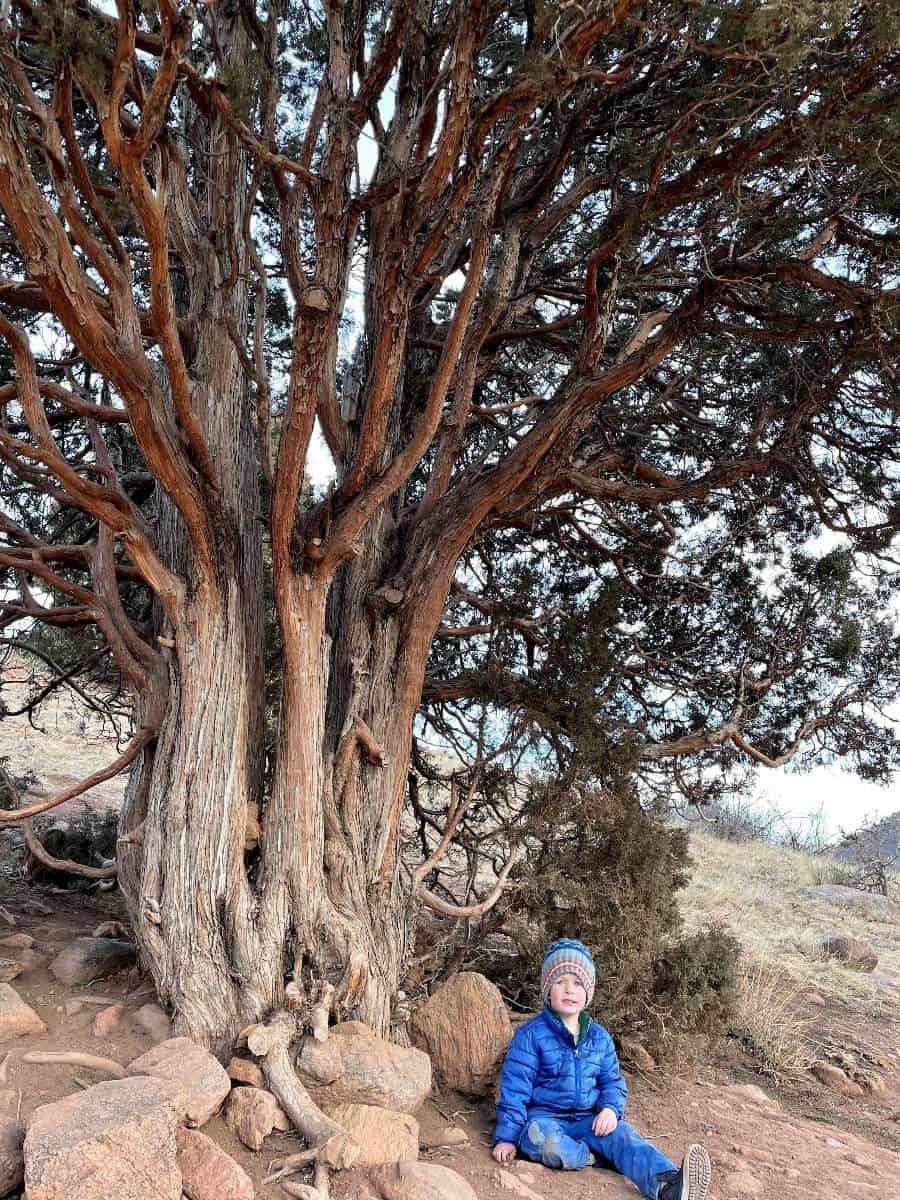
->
xmin=545 ymin=1004 xmax=592 ymax=1044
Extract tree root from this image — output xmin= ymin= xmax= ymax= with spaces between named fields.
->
xmin=264 ymin=1148 xmax=319 ymax=1185
xmin=0 ymin=1053 xmax=9 ymax=1085
xmin=22 ymin=1051 xmax=126 ymax=1078
xmin=250 ymin=1009 xmax=359 ymax=1169
xmin=280 ymin=1183 xmax=324 ymax=1200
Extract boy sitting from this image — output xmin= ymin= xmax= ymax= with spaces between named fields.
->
xmin=492 ymin=938 xmax=710 ymax=1200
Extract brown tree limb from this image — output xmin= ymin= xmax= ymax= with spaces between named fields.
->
xmin=0 ymin=725 xmax=157 ymax=825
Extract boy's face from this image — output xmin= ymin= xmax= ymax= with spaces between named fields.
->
xmin=548 ymin=972 xmax=587 ymax=1017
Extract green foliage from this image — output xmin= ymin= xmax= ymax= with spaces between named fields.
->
xmin=473 ymin=781 xmax=740 ymax=1052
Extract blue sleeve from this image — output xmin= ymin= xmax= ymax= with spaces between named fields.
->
xmin=493 ymin=1023 xmax=539 ymax=1145
xmin=596 ymin=1030 xmax=628 ymax=1118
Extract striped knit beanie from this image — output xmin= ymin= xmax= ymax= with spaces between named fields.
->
xmin=540 ymin=938 xmax=595 ymax=1005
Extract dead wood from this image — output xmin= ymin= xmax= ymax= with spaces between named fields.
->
xmin=22 ymin=1051 xmax=127 ymax=1078
xmin=251 ymin=1010 xmax=359 ymax=1169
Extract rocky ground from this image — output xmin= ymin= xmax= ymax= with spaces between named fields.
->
xmin=0 ymin=874 xmax=899 ymax=1200
xmin=2 ymin=659 xmax=900 ymax=1199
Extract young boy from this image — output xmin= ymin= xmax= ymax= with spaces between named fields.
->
xmin=492 ymin=939 xmax=710 ymax=1200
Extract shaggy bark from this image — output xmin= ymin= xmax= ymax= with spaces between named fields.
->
xmin=1 ymin=1 xmax=898 ymax=1060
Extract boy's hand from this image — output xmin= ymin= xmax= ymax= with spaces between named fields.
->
xmin=592 ymin=1108 xmax=618 ymax=1137
xmin=492 ymin=1142 xmax=517 ymax=1164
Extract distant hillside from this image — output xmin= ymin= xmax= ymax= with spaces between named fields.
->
xmin=835 ymin=810 xmax=900 ymax=864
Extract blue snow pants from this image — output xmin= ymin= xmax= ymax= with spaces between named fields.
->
xmin=518 ymin=1114 xmax=676 ymax=1199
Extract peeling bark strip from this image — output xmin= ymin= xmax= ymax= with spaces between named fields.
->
xmin=1 ymin=0 xmax=899 ymax=1077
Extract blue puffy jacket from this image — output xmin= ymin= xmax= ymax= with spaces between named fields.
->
xmin=493 ymin=1007 xmax=628 ymax=1146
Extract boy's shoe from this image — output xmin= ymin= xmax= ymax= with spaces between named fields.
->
xmin=656 ymin=1144 xmax=711 ymax=1200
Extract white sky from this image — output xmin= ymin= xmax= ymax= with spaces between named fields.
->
xmin=753 ymin=763 xmax=898 ymax=841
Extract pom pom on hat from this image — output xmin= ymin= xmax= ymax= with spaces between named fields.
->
xmin=541 ymin=938 xmax=595 ymax=1005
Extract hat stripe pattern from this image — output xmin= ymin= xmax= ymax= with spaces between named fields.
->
xmin=540 ymin=938 xmax=595 ymax=1005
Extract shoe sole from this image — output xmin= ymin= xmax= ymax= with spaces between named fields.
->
xmin=681 ymin=1144 xmax=711 ymax=1200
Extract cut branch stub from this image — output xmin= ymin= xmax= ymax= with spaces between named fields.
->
xmin=248 ymin=1009 xmax=359 ymax=1169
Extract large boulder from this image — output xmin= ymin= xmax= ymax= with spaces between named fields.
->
xmin=325 ymin=1104 xmax=417 ymax=1165
xmin=369 ymin=1162 xmax=478 ymax=1200
xmin=0 ymin=983 xmax=45 ymax=1041
xmin=821 ymin=931 xmax=878 ymax=972
xmin=298 ymin=1020 xmax=431 ymax=1114
xmin=24 ymin=1075 xmax=185 ymax=1200
xmin=408 ymin=972 xmax=511 ymax=1097
xmin=128 ymin=1037 xmax=231 ymax=1127
xmin=177 ymin=1127 xmax=254 ymax=1200
xmin=0 ymin=1110 xmax=24 ymax=1199
xmin=805 ymin=885 xmax=900 ymax=921
xmin=49 ymin=937 xmax=136 ymax=986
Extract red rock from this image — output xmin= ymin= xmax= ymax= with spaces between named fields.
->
xmin=93 ymin=1003 xmax=125 ymax=1037
xmin=324 ymin=1104 xmax=418 ymax=1165
xmin=23 ymin=1075 xmax=185 ymax=1200
xmin=223 ymin=1086 xmax=283 ymax=1151
xmin=0 ymin=983 xmax=45 ymax=1040
xmin=369 ymin=1162 xmax=478 ymax=1200
xmin=298 ymin=1020 xmax=431 ymax=1114
xmin=128 ymin=1037 xmax=230 ymax=1128
xmin=811 ymin=1063 xmax=864 ymax=1098
xmin=177 ymin=1127 xmax=254 ymax=1200
xmin=0 ymin=1113 xmax=25 ymax=1198
xmin=226 ymin=1057 xmax=265 ymax=1089
xmin=408 ymin=972 xmax=511 ymax=1098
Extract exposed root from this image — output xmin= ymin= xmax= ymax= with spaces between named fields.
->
xmin=314 ymin=1160 xmax=331 ymax=1198
xmin=310 ymin=982 xmax=334 ymax=1042
xmin=264 ymin=1148 xmax=319 ymax=1185
xmin=280 ymin=1183 xmax=324 ymax=1200
xmin=22 ymin=1051 xmax=126 ymax=1078
xmin=250 ymin=1009 xmax=359 ymax=1169
xmin=23 ymin=819 xmax=117 ymax=881
xmin=0 ymin=1052 xmax=9 ymax=1084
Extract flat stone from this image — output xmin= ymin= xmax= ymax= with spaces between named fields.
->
xmin=369 ymin=1162 xmax=479 ymax=1200
xmin=128 ymin=1037 xmax=230 ymax=1128
xmin=0 ymin=983 xmax=46 ymax=1041
xmin=325 ymin=1103 xmax=418 ymax=1165
xmin=177 ymin=1127 xmax=254 ymax=1200
xmin=23 ymin=1075 xmax=185 ymax=1200
xmin=49 ymin=937 xmax=136 ymax=986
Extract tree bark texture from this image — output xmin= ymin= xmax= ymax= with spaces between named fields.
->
xmin=2 ymin=1 xmax=899 ymax=1055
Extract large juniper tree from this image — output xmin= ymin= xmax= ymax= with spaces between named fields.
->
xmin=1 ymin=0 xmax=898 ymax=1074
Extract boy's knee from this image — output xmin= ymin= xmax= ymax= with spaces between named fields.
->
xmin=525 ymin=1118 xmax=559 ymax=1146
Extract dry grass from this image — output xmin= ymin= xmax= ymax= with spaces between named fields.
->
xmin=678 ymin=825 xmax=900 ymax=1016
xmin=729 ymin=962 xmax=813 ymax=1080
